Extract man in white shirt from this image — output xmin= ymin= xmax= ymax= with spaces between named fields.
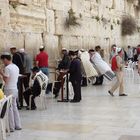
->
xmin=0 ymin=53 xmax=21 ymax=132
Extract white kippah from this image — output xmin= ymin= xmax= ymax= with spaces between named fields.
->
xmin=2 ymin=52 xmax=11 ymax=56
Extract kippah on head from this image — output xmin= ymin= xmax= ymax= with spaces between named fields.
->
xmin=10 ymin=46 xmax=16 ymax=50
xmin=1 ymin=52 xmax=11 ymax=60
xmin=19 ymin=48 xmax=24 ymax=53
xmin=62 ymin=48 xmax=67 ymax=51
xmin=117 ymin=48 xmax=122 ymax=53
xmin=39 ymin=46 xmax=44 ymax=49
xmin=2 ymin=52 xmax=11 ymax=56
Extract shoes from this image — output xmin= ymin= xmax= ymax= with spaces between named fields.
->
xmin=119 ymin=94 xmax=127 ymax=96
xmin=54 ymin=94 xmax=59 ymax=98
xmin=31 ymin=106 xmax=37 ymax=110
xmin=15 ymin=127 xmax=22 ymax=130
xmin=10 ymin=129 xmax=14 ymax=132
xmin=108 ymin=91 xmax=114 ymax=96
xmin=26 ymin=106 xmax=30 ymax=110
xmin=70 ymin=100 xmax=80 ymax=103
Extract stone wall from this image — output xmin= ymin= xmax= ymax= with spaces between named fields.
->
xmin=0 ymin=0 xmax=140 ymax=65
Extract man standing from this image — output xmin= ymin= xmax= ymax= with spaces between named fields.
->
xmin=108 ymin=48 xmax=127 ymax=96
xmin=35 ymin=46 xmax=49 ymax=76
xmin=0 ymin=53 xmax=21 ymax=132
xmin=52 ymin=48 xmax=70 ymax=98
xmin=69 ymin=51 xmax=82 ymax=103
xmin=19 ymin=48 xmax=33 ymax=89
xmin=10 ymin=47 xmax=24 ymax=74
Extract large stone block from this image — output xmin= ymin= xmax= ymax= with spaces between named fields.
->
xmin=43 ymin=34 xmax=59 ymax=62
xmin=24 ymin=33 xmax=43 ymax=58
xmin=46 ymin=9 xmax=55 ymax=34
xmin=46 ymin=0 xmax=71 ymax=11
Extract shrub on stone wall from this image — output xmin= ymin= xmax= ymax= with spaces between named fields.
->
xmin=65 ymin=9 xmax=80 ymax=29
xmin=121 ymin=15 xmax=137 ymax=36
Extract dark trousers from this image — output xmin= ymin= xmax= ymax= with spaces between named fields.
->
xmin=71 ymin=80 xmax=81 ymax=101
xmin=23 ymin=73 xmax=31 ymax=90
xmin=23 ymin=88 xmax=36 ymax=108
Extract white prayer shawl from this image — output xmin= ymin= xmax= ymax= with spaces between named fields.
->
xmin=34 ymin=71 xmax=48 ymax=90
xmin=91 ymin=52 xmax=112 ymax=74
xmin=80 ymin=51 xmax=98 ymax=77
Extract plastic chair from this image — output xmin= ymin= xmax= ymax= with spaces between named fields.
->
xmin=0 ymin=98 xmax=8 ymax=140
xmin=124 ymin=60 xmax=134 ymax=78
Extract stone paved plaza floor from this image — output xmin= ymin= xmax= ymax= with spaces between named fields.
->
xmin=7 ymin=72 xmax=140 ymax=140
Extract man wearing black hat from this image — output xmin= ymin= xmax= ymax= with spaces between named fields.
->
xmin=69 ymin=51 xmax=82 ymax=103
xmin=23 ymin=67 xmax=48 ymax=110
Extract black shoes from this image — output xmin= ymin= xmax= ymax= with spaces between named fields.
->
xmin=15 ymin=127 xmax=22 ymax=130
xmin=108 ymin=91 xmax=114 ymax=96
xmin=70 ymin=100 xmax=80 ymax=103
xmin=31 ymin=106 xmax=37 ymax=110
xmin=26 ymin=106 xmax=36 ymax=110
xmin=119 ymin=94 xmax=127 ymax=96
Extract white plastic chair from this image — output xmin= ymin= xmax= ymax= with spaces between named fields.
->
xmin=124 ymin=61 xmax=134 ymax=78
xmin=0 ymin=98 xmax=8 ymax=140
xmin=34 ymin=90 xmax=47 ymax=110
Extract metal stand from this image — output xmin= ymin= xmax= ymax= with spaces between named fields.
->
xmin=57 ymin=72 xmax=69 ymax=102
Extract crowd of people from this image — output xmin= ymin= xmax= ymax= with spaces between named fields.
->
xmin=0 ymin=44 xmax=140 ymax=134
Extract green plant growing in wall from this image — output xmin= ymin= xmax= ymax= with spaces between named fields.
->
xmin=65 ymin=9 xmax=80 ymax=29
xmin=135 ymin=0 xmax=140 ymax=10
xmin=95 ymin=16 xmax=100 ymax=22
xmin=96 ymin=0 xmax=99 ymax=3
xmin=111 ymin=24 xmax=114 ymax=30
xmin=121 ymin=15 xmax=137 ymax=36
xmin=9 ymin=1 xmax=18 ymax=9
xmin=79 ymin=13 xmax=82 ymax=18
xmin=117 ymin=20 xmax=120 ymax=25
xmin=137 ymin=27 xmax=140 ymax=32
xmin=0 ymin=9 xmax=1 ymax=16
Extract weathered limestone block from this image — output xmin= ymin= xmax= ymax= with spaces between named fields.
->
xmin=71 ymin=0 xmax=84 ymax=14
xmin=43 ymin=34 xmax=59 ymax=62
xmin=0 ymin=0 xmax=10 ymax=29
xmin=24 ymin=33 xmax=43 ymax=58
xmin=46 ymin=9 xmax=55 ymax=34
xmin=90 ymin=2 xmax=99 ymax=17
xmin=18 ymin=0 xmax=32 ymax=5
xmin=6 ymin=31 xmax=24 ymax=49
xmin=84 ymin=0 xmax=91 ymax=18
xmin=46 ymin=0 xmax=71 ymax=11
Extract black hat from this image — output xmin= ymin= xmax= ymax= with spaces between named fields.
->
xmin=68 ymin=50 xmax=75 ymax=56
xmin=31 ymin=67 xmax=40 ymax=72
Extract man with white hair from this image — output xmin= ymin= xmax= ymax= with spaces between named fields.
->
xmin=35 ymin=46 xmax=49 ymax=76
xmin=19 ymin=48 xmax=33 ymax=89
xmin=108 ymin=48 xmax=127 ymax=96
